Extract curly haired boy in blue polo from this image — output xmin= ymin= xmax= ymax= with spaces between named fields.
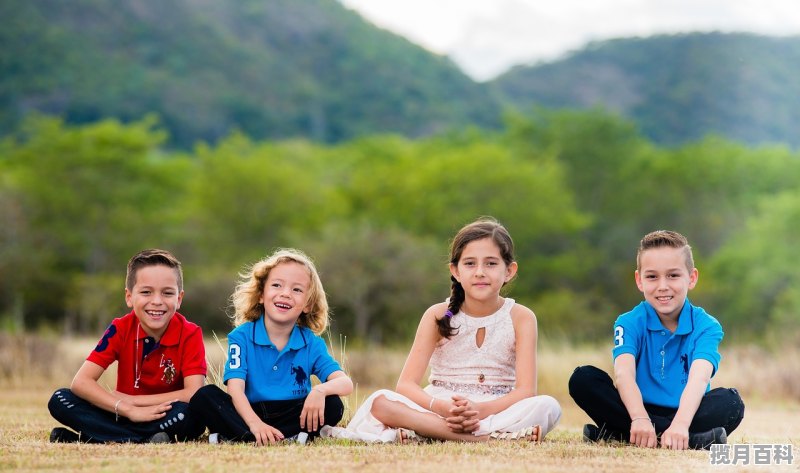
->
xmin=569 ymin=230 xmax=744 ymax=450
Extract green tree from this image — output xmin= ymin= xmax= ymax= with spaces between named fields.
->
xmin=705 ymin=191 xmax=800 ymax=338
xmin=0 ymin=116 xmax=176 ymax=331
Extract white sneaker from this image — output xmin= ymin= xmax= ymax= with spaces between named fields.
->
xmin=285 ymin=432 xmax=309 ymax=445
xmin=208 ymin=433 xmax=220 ymax=444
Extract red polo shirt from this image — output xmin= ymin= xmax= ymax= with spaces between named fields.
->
xmin=87 ymin=311 xmax=206 ymax=395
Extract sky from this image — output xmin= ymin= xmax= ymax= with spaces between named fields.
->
xmin=339 ymin=0 xmax=800 ymax=81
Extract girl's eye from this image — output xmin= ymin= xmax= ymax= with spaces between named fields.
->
xmin=293 ymin=288 xmax=304 ymax=293
xmin=270 ymin=283 xmax=280 ymax=288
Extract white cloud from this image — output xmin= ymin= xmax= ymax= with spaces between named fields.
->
xmin=339 ymin=0 xmax=800 ymax=80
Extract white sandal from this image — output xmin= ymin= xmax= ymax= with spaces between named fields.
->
xmin=395 ymin=427 xmax=431 ymax=445
xmin=489 ymin=425 xmax=541 ymax=443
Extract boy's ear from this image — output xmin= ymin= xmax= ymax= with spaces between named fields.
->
xmin=634 ymin=270 xmax=644 ymax=292
xmin=176 ymin=290 xmax=184 ymax=309
xmin=124 ymin=288 xmax=134 ymax=308
xmin=688 ymin=268 xmax=699 ymax=290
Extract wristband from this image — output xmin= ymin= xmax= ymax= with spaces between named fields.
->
xmin=631 ymin=416 xmax=650 ymax=423
xmin=114 ymin=399 xmax=122 ymax=422
xmin=429 ymin=397 xmax=435 ymax=411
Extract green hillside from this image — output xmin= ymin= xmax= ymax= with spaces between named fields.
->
xmin=0 ymin=0 xmax=501 ymax=147
xmin=3 ymin=4 xmax=800 ymax=148
xmin=492 ymin=32 xmax=800 ymax=147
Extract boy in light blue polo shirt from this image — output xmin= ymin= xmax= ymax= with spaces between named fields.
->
xmin=189 ymin=249 xmax=353 ymax=445
xmin=223 ymin=318 xmax=342 ymax=402
xmin=569 ymin=230 xmax=744 ymax=450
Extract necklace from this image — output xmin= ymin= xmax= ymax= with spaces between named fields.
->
xmin=134 ymin=324 xmax=141 ymax=389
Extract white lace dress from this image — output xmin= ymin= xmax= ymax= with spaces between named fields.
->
xmin=322 ymin=298 xmax=561 ymax=442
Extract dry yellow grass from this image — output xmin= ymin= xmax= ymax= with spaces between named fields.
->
xmin=0 ymin=334 xmax=797 ymax=472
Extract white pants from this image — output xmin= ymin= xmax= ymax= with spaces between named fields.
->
xmin=322 ymin=386 xmax=562 ymax=443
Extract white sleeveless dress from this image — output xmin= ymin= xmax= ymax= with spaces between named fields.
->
xmin=322 ymin=298 xmax=561 ymax=442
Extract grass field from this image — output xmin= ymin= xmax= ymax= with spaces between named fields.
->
xmin=0 ymin=334 xmax=797 ymax=472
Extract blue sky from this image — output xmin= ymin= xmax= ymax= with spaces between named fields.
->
xmin=339 ymin=0 xmax=800 ymax=81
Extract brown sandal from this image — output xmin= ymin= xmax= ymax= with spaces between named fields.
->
xmin=488 ymin=424 xmax=541 ymax=443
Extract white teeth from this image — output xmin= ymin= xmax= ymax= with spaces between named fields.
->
xmin=275 ymin=303 xmax=291 ymax=309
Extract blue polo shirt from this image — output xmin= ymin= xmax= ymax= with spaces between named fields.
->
xmin=612 ymin=300 xmax=723 ymax=408
xmin=223 ymin=317 xmax=341 ymax=402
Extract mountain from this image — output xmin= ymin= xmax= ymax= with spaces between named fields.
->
xmin=491 ymin=32 xmax=800 ymax=147
xmin=3 ymin=5 xmax=800 ymax=149
xmin=0 ymin=0 xmax=501 ymax=147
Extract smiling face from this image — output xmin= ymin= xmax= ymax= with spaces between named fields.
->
xmin=260 ymin=261 xmax=312 ymax=329
xmin=450 ymin=237 xmax=517 ymax=310
xmin=635 ymin=246 xmax=698 ymax=327
xmin=125 ymin=264 xmax=184 ymax=339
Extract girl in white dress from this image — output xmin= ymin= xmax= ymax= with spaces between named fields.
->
xmin=323 ymin=217 xmax=561 ymax=443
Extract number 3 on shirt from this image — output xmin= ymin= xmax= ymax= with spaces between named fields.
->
xmin=614 ymin=326 xmax=624 ymax=347
xmin=228 ymin=344 xmax=241 ymax=369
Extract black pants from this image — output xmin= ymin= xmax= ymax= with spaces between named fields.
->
xmin=48 ymin=388 xmax=205 ymax=443
xmin=568 ymin=365 xmax=745 ymax=439
xmin=188 ymin=384 xmax=344 ymax=442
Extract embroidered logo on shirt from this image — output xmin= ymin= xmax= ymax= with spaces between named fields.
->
xmin=291 ymin=365 xmax=308 ymax=388
xmin=680 ymin=354 xmax=689 ymax=375
xmin=161 ymin=357 xmax=176 ymax=384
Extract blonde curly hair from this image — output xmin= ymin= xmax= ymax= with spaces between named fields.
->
xmin=230 ymin=248 xmax=329 ymax=334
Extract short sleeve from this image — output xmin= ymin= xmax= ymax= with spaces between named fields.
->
xmin=180 ymin=325 xmax=207 ymax=378
xmin=692 ymin=322 xmax=723 ymax=376
xmin=223 ymin=328 xmax=249 ymax=383
xmin=309 ymin=335 xmax=341 ymax=382
xmin=86 ymin=321 xmax=123 ymax=369
xmin=612 ymin=314 xmax=641 ymax=361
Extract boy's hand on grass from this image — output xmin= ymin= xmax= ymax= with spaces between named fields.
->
xmin=629 ymin=417 xmax=657 ymax=448
xmin=248 ymin=420 xmax=284 ymax=446
xmin=660 ymin=423 xmax=689 ymax=450
xmin=300 ymin=388 xmax=326 ymax=432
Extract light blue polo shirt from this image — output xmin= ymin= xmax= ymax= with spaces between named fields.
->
xmin=612 ymin=300 xmax=723 ymax=408
xmin=223 ymin=317 xmax=341 ymax=402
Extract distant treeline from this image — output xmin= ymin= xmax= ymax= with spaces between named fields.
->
xmin=2 ymin=110 xmax=799 ymax=345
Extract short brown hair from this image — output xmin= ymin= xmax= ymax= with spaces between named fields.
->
xmin=637 ymin=230 xmax=694 ymax=271
xmin=126 ymin=249 xmax=183 ymax=291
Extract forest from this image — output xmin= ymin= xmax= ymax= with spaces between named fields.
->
xmin=2 ymin=0 xmax=800 ymax=345
xmin=2 ymin=110 xmax=798 ymax=346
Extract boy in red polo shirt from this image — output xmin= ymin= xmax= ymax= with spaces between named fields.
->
xmin=48 ymin=249 xmax=207 ymax=443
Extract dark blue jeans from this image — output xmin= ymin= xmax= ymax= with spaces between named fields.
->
xmin=188 ymin=384 xmax=344 ymax=442
xmin=48 ymin=388 xmax=204 ymax=443
xmin=568 ymin=365 xmax=745 ymax=439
